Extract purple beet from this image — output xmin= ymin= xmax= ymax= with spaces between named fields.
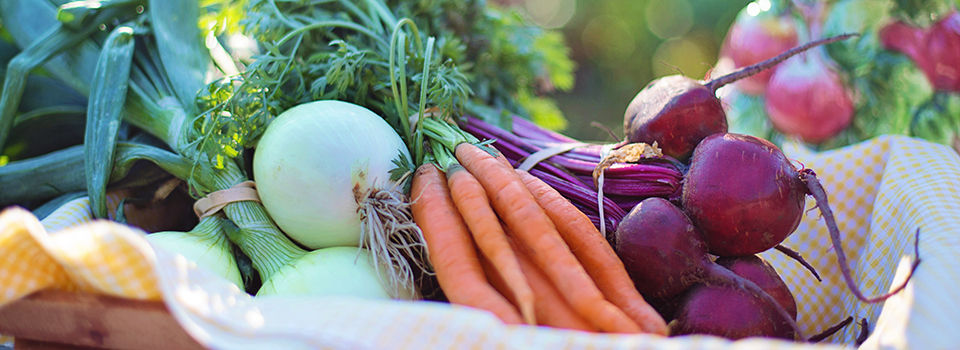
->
xmin=682 ymin=132 xmax=922 ymax=304
xmin=614 ymin=197 xmax=803 ymax=339
xmin=681 ymin=133 xmax=805 ymax=257
xmin=717 ymin=255 xmax=798 ymax=320
xmin=623 ymin=34 xmax=857 ymax=160
xmin=622 ymin=75 xmax=727 ymax=160
xmin=669 ymin=283 xmax=795 ymax=340
xmin=614 ymin=197 xmax=709 ymax=300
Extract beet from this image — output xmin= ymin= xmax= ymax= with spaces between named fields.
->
xmin=881 ymin=12 xmax=960 ymax=92
xmin=614 ymin=197 xmax=802 ymax=339
xmin=682 ymin=132 xmax=922 ymax=304
xmin=764 ymin=49 xmax=855 ymax=144
xmin=721 ymin=5 xmax=798 ymax=95
xmin=647 ymin=296 xmax=682 ymax=323
xmin=681 ymin=133 xmax=806 ymax=257
xmin=623 ymin=34 xmax=857 ymax=160
xmin=614 ymin=197 xmax=709 ymax=300
xmin=622 ymin=76 xmax=728 ymax=160
xmin=670 ymin=283 xmax=795 ymax=340
xmin=716 ymin=255 xmax=798 ymax=320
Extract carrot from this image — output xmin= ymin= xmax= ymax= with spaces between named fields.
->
xmin=454 ymin=143 xmax=641 ymax=334
xmin=517 ymin=170 xmax=669 ymax=336
xmin=411 ymin=163 xmax=523 ymax=325
xmin=446 ymin=164 xmax=536 ymax=325
xmin=482 ymin=235 xmax=597 ymax=332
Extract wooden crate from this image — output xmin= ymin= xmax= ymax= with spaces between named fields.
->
xmin=0 ymin=290 xmax=203 ymax=349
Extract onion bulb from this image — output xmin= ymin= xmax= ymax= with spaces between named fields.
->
xmin=257 ymin=246 xmax=404 ymax=299
xmin=147 ymin=216 xmax=243 ymax=288
xmin=254 ymin=100 xmax=410 ymax=248
xmin=253 ymin=100 xmax=423 ymax=298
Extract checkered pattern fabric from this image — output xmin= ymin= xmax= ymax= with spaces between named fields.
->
xmin=0 ymin=135 xmax=956 ymax=349
xmin=0 ymin=208 xmax=160 ymax=303
xmin=768 ymin=135 xmax=960 ymax=348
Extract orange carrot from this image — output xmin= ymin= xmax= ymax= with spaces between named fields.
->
xmin=411 ymin=164 xmax=523 ymax=324
xmin=517 ymin=170 xmax=669 ymax=335
xmin=446 ymin=165 xmax=536 ymax=325
xmin=482 ymin=235 xmax=597 ymax=332
xmin=454 ymin=143 xmax=641 ymax=333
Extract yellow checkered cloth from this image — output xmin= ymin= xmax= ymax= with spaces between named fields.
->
xmin=0 ymin=135 xmax=957 ymax=349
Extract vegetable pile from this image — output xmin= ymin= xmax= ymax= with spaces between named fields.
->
xmin=457 ymin=33 xmax=921 ymax=341
xmin=715 ymin=0 xmax=960 ymax=152
xmin=612 ymin=33 xmax=922 ymax=340
xmin=0 ymin=0 xmax=670 ymax=333
xmin=0 ymin=0 xmax=923 ymax=343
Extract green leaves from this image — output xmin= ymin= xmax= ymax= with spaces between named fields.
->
xmin=891 ymin=0 xmax=960 ymax=26
xmin=533 ymin=31 xmax=575 ymax=92
xmin=148 ymin=0 xmax=209 ymax=112
xmin=196 ymin=0 xmax=577 ymax=166
xmin=320 ymin=40 xmax=372 ymax=98
xmin=0 ymin=21 xmax=100 ymax=149
xmin=910 ymin=93 xmax=960 ymax=148
xmin=822 ymin=0 xmax=894 ymax=71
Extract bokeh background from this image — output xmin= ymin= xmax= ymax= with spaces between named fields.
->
xmin=505 ymin=0 xmax=753 ymax=141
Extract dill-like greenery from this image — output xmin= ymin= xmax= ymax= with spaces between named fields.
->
xmin=193 ymin=0 xmax=574 ymax=174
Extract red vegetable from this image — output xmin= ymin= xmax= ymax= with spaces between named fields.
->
xmin=681 ymin=133 xmax=805 ymax=257
xmin=623 ymin=34 xmax=856 ymax=160
xmin=614 ymin=197 xmax=709 ymax=300
xmin=764 ymin=48 xmax=855 ymax=144
xmin=721 ymin=7 xmax=798 ymax=95
xmin=881 ymin=12 xmax=960 ymax=92
xmin=670 ymin=283 xmax=796 ymax=340
xmin=716 ymin=255 xmax=798 ymax=320
xmin=682 ymin=132 xmax=921 ymax=304
xmin=614 ymin=197 xmax=802 ymax=339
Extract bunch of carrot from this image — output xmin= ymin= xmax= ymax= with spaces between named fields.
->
xmin=410 ymin=121 xmax=667 ymax=334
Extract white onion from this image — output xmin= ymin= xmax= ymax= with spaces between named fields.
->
xmin=257 ymin=246 xmax=403 ymax=299
xmin=147 ymin=217 xmax=243 ymax=288
xmin=253 ymin=100 xmax=411 ymax=249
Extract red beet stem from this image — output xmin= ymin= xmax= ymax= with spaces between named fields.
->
xmin=511 ymin=115 xmax=579 ymax=143
xmin=808 ymin=316 xmax=854 ymax=343
xmin=775 ymin=244 xmax=822 ymax=282
xmin=702 ymin=263 xmax=805 ymax=340
xmin=705 ymin=33 xmax=860 ymax=92
xmin=800 ymin=169 xmax=922 ymax=303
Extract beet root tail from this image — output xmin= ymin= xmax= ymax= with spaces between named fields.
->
xmin=808 ymin=316 xmax=853 ymax=343
xmin=855 ymin=318 xmax=870 ymax=346
xmin=799 ymin=169 xmax=922 ymax=304
xmin=775 ymin=244 xmax=823 ymax=282
xmin=705 ymin=33 xmax=859 ymax=92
